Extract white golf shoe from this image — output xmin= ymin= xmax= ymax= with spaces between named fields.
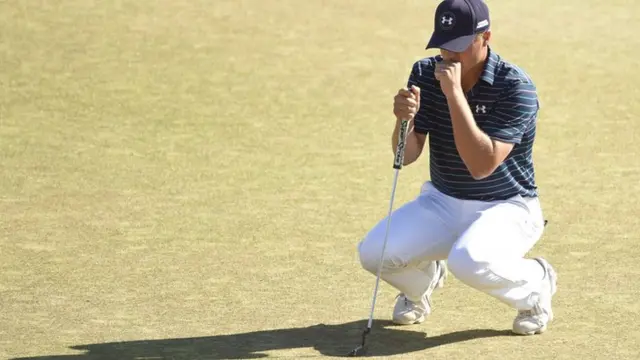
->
xmin=392 ymin=260 xmax=447 ymax=325
xmin=512 ymin=257 xmax=558 ymax=335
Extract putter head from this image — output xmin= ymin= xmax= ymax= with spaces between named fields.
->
xmin=347 ymin=326 xmax=370 ymax=356
xmin=346 ymin=344 xmax=366 ymax=357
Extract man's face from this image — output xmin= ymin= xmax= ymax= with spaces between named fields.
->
xmin=439 ymin=31 xmax=491 ymax=75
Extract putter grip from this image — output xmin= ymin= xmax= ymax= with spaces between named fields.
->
xmin=393 ymin=118 xmax=409 ymax=169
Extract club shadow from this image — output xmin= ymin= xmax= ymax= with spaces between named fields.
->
xmin=11 ymin=319 xmax=514 ymax=359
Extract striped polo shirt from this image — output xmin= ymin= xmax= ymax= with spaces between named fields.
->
xmin=407 ymin=47 xmax=540 ymax=201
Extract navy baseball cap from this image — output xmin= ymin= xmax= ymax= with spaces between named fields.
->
xmin=426 ymin=0 xmax=490 ymax=52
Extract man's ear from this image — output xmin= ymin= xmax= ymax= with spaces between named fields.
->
xmin=483 ymin=30 xmax=492 ymax=46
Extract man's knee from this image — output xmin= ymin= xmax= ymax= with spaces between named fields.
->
xmin=447 ymin=246 xmax=486 ymax=285
xmin=358 ymin=235 xmax=408 ymax=274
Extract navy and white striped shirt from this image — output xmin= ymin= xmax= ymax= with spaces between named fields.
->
xmin=407 ymin=48 xmax=540 ymax=201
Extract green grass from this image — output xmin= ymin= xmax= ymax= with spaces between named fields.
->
xmin=1 ymin=0 xmax=639 ymax=359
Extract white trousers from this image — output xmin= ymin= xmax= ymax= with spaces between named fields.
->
xmin=358 ymin=181 xmax=548 ymax=311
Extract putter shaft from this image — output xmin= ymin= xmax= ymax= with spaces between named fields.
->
xmin=348 ymin=118 xmax=410 ymax=357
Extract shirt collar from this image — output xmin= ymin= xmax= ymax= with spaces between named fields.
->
xmin=479 ymin=47 xmax=499 ymax=86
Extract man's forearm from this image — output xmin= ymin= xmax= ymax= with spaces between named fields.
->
xmin=446 ymin=88 xmax=496 ymax=179
xmin=391 ymin=118 xmax=423 ymax=166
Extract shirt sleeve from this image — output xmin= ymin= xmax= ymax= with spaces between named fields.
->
xmin=483 ymin=81 xmax=539 ymax=144
xmin=406 ymin=61 xmax=432 ymax=135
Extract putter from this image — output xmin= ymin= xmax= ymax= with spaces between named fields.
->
xmin=347 ymin=116 xmax=411 ymax=357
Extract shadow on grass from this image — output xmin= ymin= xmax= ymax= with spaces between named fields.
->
xmin=12 ymin=320 xmax=514 ymax=359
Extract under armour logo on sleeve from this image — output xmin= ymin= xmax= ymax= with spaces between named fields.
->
xmin=476 ymin=105 xmax=487 ymax=114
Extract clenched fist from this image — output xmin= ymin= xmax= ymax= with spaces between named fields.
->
xmin=435 ymin=60 xmax=462 ymax=97
xmin=394 ymin=85 xmax=421 ymax=122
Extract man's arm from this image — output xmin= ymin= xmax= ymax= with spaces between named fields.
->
xmin=391 ymin=60 xmax=434 ymax=166
xmin=435 ymin=61 xmax=538 ymax=179
xmin=446 ymin=89 xmax=512 ymax=179
xmin=446 ymin=81 xmax=538 ymax=179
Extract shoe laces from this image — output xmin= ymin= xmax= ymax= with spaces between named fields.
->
xmin=395 ymin=294 xmax=424 ymax=311
xmin=517 ymin=303 xmax=543 ymax=320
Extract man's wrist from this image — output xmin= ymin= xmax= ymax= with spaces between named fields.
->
xmin=444 ymin=84 xmax=464 ymax=99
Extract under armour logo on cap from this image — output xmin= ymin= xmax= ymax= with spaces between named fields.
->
xmin=426 ymin=0 xmax=491 ymax=52
xmin=440 ymin=12 xmax=456 ymax=30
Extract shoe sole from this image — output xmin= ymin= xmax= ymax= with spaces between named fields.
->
xmin=513 ymin=324 xmax=547 ymax=336
xmin=392 ymin=314 xmax=425 ymax=325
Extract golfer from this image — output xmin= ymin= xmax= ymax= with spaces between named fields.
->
xmin=358 ymin=0 xmax=557 ymax=335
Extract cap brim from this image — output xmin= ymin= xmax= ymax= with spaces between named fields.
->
xmin=426 ymin=33 xmax=476 ymax=52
